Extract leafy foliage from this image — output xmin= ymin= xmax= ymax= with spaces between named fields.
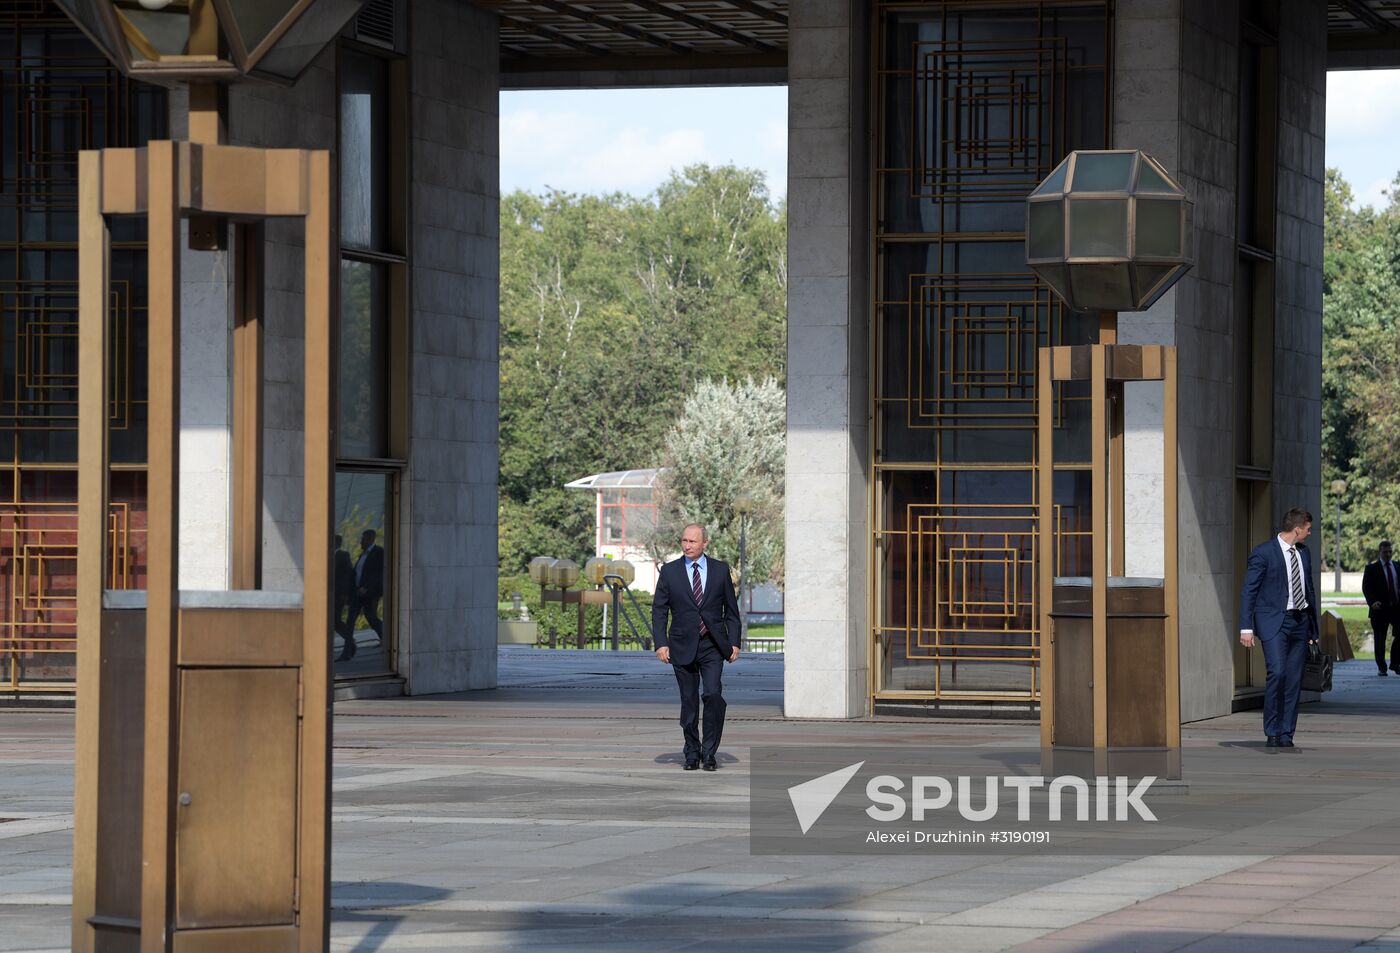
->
xmin=647 ymin=377 xmax=786 ymax=585
xmin=498 ymin=165 xmax=787 ymax=577
xmin=1323 ymin=169 xmax=1400 ymax=568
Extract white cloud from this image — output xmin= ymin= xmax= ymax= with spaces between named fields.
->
xmin=1357 ymin=175 xmax=1393 ymax=212
xmin=1326 ymin=69 xmax=1400 ymax=212
xmin=501 ymin=106 xmax=708 ymax=195
xmin=500 ymin=87 xmax=787 ymax=199
xmin=576 ymin=127 xmax=709 ymax=194
xmin=1326 ymin=71 xmax=1400 ymax=140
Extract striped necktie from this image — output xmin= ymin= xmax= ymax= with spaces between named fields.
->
xmin=1287 ymin=547 xmax=1306 ymax=610
xmin=691 ymin=563 xmax=708 ymax=634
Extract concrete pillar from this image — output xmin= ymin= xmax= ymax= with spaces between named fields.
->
xmin=229 ymin=58 xmax=337 ymax=594
xmin=1115 ymin=0 xmax=1326 ymax=721
xmin=168 ymin=89 xmax=234 ymax=591
xmin=400 ymin=0 xmax=500 ymax=693
xmin=1115 ymin=2 xmax=1182 ymax=580
xmin=784 ymin=0 xmax=870 ymax=718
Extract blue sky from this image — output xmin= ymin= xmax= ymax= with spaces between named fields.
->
xmin=1326 ymin=69 xmax=1400 ymax=210
xmin=503 ymin=75 xmax=1391 ymax=209
xmin=500 ymin=86 xmax=787 ymax=199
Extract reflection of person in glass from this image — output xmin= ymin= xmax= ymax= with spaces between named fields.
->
xmin=339 ymin=528 xmax=384 ymax=662
xmin=333 ymin=534 xmax=355 ymax=652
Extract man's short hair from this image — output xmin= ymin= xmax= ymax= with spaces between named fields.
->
xmin=1382 ymin=540 xmax=1394 ymax=550
xmin=361 ymin=528 xmax=377 ymax=541
xmin=682 ymin=523 xmax=709 ymax=542
xmin=1280 ymin=508 xmax=1313 ymax=532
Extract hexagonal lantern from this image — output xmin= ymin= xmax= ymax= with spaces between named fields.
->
xmin=1026 ymin=150 xmax=1194 ymax=313
xmin=52 ymin=0 xmax=369 ymax=85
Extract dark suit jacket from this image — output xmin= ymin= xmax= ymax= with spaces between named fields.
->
xmin=355 ymin=544 xmax=384 ymax=598
xmin=651 ymin=556 xmax=740 ymax=666
xmin=1362 ymin=559 xmax=1400 ymax=613
xmin=1239 ymin=537 xmax=1319 ymax=641
xmin=334 ymin=548 xmax=355 ymax=603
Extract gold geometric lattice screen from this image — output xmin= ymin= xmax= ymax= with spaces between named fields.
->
xmin=0 ymin=280 xmax=141 ymax=431
xmin=903 ymin=264 xmax=1068 ymax=430
xmin=912 ymin=37 xmax=1068 ymax=202
xmin=900 ymin=502 xmax=1039 ymax=665
xmin=0 ymin=0 xmax=161 ymax=691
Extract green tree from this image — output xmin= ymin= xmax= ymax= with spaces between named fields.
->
xmin=498 ymin=165 xmax=787 ymax=575
xmin=1322 ymin=169 xmax=1400 ymax=569
xmin=647 ymin=377 xmax=785 ymax=586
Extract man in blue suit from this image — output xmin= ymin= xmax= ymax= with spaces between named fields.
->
xmin=652 ymin=523 xmax=741 ymax=772
xmin=1239 ymin=508 xmax=1320 ymax=748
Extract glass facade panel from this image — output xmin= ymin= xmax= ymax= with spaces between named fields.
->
xmin=874 ymin=1 xmax=1110 ymax=701
xmin=338 ymin=259 xmax=389 ymax=458
xmin=334 ymin=39 xmax=403 ymax=682
xmin=334 ymin=470 xmax=391 ymax=675
xmin=339 ymin=48 xmax=390 ymax=252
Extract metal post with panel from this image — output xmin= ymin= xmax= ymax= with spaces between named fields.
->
xmin=75 ymin=141 xmax=335 ymax=953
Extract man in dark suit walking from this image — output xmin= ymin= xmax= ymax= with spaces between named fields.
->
xmin=333 ymin=534 xmax=355 ymax=652
xmin=1239 ymin=507 xmax=1320 ymax=748
xmin=1362 ymin=540 xmax=1400 ymax=676
xmin=652 ymin=523 xmax=741 ymax=772
xmin=340 ymin=528 xmax=385 ymax=662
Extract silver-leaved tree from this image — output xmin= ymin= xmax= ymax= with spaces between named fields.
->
xmin=647 ymin=376 xmax=785 ymax=589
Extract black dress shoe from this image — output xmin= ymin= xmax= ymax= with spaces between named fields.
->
xmin=1380 ymin=669 xmax=1389 ymax=676
xmin=684 ymin=759 xmax=700 ymax=771
xmin=1391 ymin=662 xmax=1400 ymax=674
xmin=1278 ymin=737 xmax=1295 ymax=748
xmin=702 ymin=757 xmax=717 ymax=771
xmin=1266 ymin=736 xmax=1280 ymax=747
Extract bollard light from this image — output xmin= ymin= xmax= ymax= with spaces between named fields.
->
xmin=583 ymin=557 xmax=613 ymax=586
xmin=610 ymin=560 xmax=636 ymax=586
xmin=528 ymin=556 xmax=555 ymax=585
xmin=547 ymin=558 xmax=579 ymax=588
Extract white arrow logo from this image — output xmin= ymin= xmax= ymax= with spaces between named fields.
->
xmin=787 ymin=761 xmax=865 ymax=834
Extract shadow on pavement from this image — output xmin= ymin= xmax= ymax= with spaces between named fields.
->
xmin=332 ymin=882 xmax=450 ymax=953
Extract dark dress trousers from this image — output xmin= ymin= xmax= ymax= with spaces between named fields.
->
xmin=652 ymin=557 xmax=740 ymax=761
xmin=1362 ymin=558 xmax=1400 ymax=672
xmin=351 ymin=543 xmax=385 ymax=637
xmin=334 ymin=547 xmax=355 ymax=640
xmin=1239 ymin=539 xmax=1319 ymax=741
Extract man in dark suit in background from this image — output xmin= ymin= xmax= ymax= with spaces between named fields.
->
xmin=1362 ymin=540 xmax=1400 ymax=676
xmin=340 ymin=528 xmax=385 ymax=662
xmin=334 ymin=534 xmax=355 ymax=653
xmin=1239 ymin=507 xmax=1320 ymax=748
xmin=652 ymin=523 xmax=741 ymax=772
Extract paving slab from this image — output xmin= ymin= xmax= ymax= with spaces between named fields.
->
xmin=2 ymin=649 xmax=1400 ymax=952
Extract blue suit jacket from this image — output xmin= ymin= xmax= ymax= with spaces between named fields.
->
xmin=1238 ymin=538 xmax=1319 ymax=641
xmin=651 ymin=557 xmax=739 ymax=665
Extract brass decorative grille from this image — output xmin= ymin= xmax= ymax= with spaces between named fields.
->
xmin=872 ymin=0 xmax=1110 ymax=702
xmin=0 ymin=0 xmax=162 ymax=692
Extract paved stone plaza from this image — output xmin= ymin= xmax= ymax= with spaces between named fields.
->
xmin=5 ymin=647 xmax=1400 ymax=952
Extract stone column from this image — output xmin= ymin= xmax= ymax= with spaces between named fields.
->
xmin=401 ymin=0 xmax=500 ymax=693
xmin=168 ymin=88 xmax=234 ymax=591
xmin=784 ymin=0 xmax=869 ymax=718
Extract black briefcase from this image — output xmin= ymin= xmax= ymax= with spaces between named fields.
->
xmin=1302 ymin=643 xmax=1333 ymax=693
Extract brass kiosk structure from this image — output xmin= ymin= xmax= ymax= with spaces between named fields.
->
xmin=1026 ymin=151 xmax=1192 ymax=778
xmin=1036 ymin=343 xmax=1180 ymax=777
xmin=74 ymin=142 xmax=333 ymax=953
xmin=60 ymin=3 xmax=365 ymax=949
